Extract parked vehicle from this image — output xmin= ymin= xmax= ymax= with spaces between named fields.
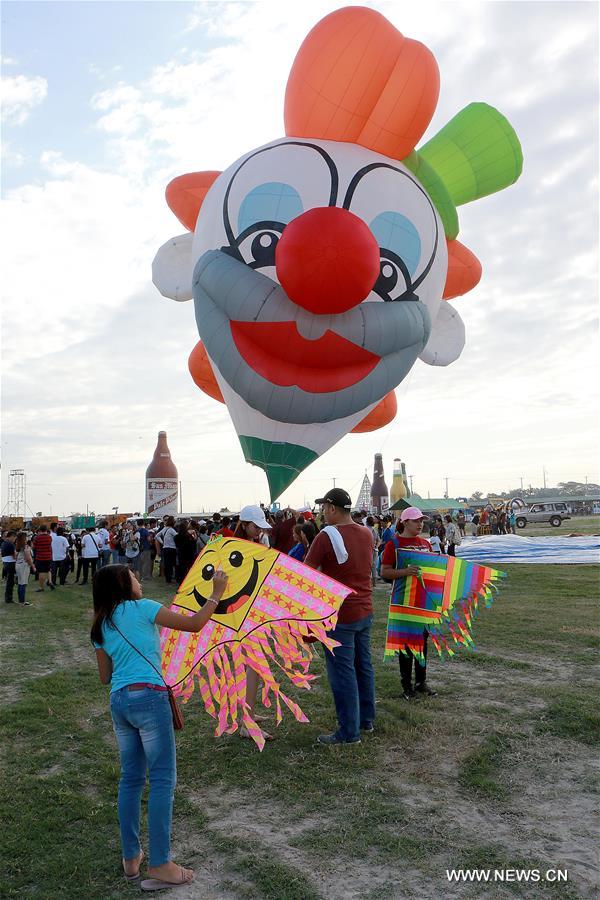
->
xmin=515 ymin=502 xmax=571 ymax=529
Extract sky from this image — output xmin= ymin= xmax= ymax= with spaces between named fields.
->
xmin=1 ymin=0 xmax=599 ymax=517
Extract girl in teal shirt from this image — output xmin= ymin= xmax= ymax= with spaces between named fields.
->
xmin=92 ymin=564 xmax=227 ymax=890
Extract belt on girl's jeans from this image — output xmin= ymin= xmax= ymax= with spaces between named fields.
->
xmin=127 ymin=682 xmax=168 ymax=692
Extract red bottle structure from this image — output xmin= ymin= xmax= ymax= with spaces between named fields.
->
xmin=145 ymin=431 xmax=178 ymax=517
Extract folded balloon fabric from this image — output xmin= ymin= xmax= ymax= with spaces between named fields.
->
xmin=384 ymin=550 xmax=506 ymax=663
xmin=160 ymin=537 xmax=352 ymax=750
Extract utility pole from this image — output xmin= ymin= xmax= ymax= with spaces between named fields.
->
xmin=543 ymin=467 xmax=547 ymax=489
xmin=520 ymin=477 xmax=523 ymax=490
xmin=409 ymin=475 xmax=414 ymax=494
xmin=444 ymin=476 xmax=449 ymax=499
xmin=332 ymin=477 xmax=336 ymax=488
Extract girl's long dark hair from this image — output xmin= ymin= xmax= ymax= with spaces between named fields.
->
xmin=90 ymin=565 xmax=135 ymax=645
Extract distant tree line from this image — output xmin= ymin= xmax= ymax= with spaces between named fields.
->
xmin=467 ymin=482 xmax=599 ymax=502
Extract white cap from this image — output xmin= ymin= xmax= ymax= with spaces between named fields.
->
xmin=239 ymin=505 xmax=272 ymax=530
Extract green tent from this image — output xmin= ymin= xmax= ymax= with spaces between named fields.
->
xmin=389 ymin=496 xmax=469 ymax=513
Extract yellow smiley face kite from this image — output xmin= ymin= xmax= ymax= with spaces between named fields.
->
xmin=160 ymin=536 xmax=353 ymax=750
xmin=173 ymin=538 xmax=277 ymax=634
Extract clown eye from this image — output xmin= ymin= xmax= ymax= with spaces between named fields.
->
xmin=201 ymin=563 xmax=215 ymax=581
xmin=231 ymin=221 xmax=285 ymax=270
xmin=374 ymin=252 xmax=416 ymax=302
xmin=229 ymin=551 xmax=243 ymax=567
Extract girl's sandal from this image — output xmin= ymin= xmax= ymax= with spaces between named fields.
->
xmin=123 ymin=850 xmax=144 ymax=881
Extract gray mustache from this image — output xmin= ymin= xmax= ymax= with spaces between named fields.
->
xmin=193 ymin=250 xmax=430 ymax=356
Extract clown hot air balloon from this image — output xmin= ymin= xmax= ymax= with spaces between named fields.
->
xmin=152 ymin=6 xmax=523 ymax=500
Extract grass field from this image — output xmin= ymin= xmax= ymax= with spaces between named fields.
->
xmin=1 ymin=561 xmax=598 ymax=899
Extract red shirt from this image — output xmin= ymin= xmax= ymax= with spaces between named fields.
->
xmin=271 ymin=517 xmax=296 ymax=554
xmin=381 ymin=535 xmax=432 ymax=567
xmin=33 ymin=532 xmax=53 ymax=561
xmin=304 ymin=523 xmax=373 ymax=624
xmin=216 ymin=527 xmax=234 ymax=538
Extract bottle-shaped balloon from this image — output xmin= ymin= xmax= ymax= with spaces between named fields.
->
xmin=370 ymin=453 xmax=389 ymax=515
xmin=146 ymin=431 xmax=178 ymax=517
xmin=390 ymin=458 xmax=408 ymax=506
xmin=401 ymin=462 xmax=411 ymax=497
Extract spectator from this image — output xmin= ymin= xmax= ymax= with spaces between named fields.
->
xmin=233 ymin=506 xmax=274 ymax=739
xmin=91 ymin=564 xmax=228 ymax=890
xmin=15 ymin=532 xmax=34 ymax=605
xmin=51 ymin=526 xmax=70 ymax=586
xmin=508 ymin=509 xmax=516 ymax=535
xmin=457 ymin=510 xmax=466 ymax=537
xmin=305 ymin=488 xmax=376 ymax=745
xmin=174 ymin=521 xmax=197 ymax=582
xmin=97 ymin=521 xmax=111 ymax=568
xmin=123 ymin=523 xmax=141 ymax=575
xmin=80 ymin=527 xmax=101 ymax=585
xmin=138 ymin=523 xmax=153 ymax=580
xmin=365 ymin=516 xmax=379 ymax=586
xmin=270 ymin=509 xmax=297 ymax=554
xmin=380 ymin=507 xmax=437 ymax=700
xmin=288 ymin=525 xmax=308 ymax=561
xmin=2 ymin=530 xmax=17 ymax=604
xmin=207 ymin=512 xmax=222 ymax=536
xmin=197 ymin=523 xmax=210 ymax=552
xmin=428 ymin=524 xmax=442 ymax=554
xmin=155 ymin=517 xmax=177 ymax=584
xmin=471 ymin=511 xmax=480 ymax=537
xmin=444 ymin=515 xmax=460 ymax=557
xmin=109 ymin=526 xmax=120 ymax=564
xmin=33 ymin=525 xmax=54 ymax=592
xmin=215 ymin=516 xmax=234 ymax=538
xmin=74 ymin=532 xmax=85 ymax=583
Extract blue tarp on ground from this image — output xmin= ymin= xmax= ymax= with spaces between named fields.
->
xmin=456 ymin=534 xmax=600 ymax=565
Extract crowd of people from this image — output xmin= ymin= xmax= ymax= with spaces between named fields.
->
xmin=1 ymin=504 xmax=485 ymax=608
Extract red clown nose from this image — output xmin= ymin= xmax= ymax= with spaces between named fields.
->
xmin=275 ymin=207 xmax=381 ymax=315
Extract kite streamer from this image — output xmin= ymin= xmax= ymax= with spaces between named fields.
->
xmin=384 ymin=550 xmax=505 ymax=663
xmin=160 ymin=537 xmax=351 ymax=749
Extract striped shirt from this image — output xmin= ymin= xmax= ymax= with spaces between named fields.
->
xmin=33 ymin=533 xmax=52 ymax=561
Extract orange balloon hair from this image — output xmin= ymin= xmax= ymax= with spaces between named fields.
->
xmin=166 ymin=171 xmax=221 ymax=232
xmin=285 ymin=7 xmax=439 ymax=160
xmin=188 ymin=342 xmax=224 ymax=403
xmin=443 ymin=240 xmax=482 ymax=300
xmin=351 ymin=391 xmax=397 ymax=433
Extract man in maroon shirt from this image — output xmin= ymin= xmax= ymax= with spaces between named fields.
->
xmin=270 ymin=509 xmax=297 ymax=554
xmin=305 ymin=488 xmax=375 ymax=745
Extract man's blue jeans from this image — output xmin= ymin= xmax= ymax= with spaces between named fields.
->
xmin=324 ymin=614 xmax=375 ymax=741
xmin=110 ymin=687 xmax=176 ymax=866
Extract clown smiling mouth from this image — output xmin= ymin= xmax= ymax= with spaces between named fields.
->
xmin=230 ymin=321 xmax=380 ymax=393
xmin=189 ymin=557 xmax=262 ymax=616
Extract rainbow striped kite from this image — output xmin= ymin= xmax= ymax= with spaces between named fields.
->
xmin=160 ymin=537 xmax=351 ymax=750
xmin=384 ymin=550 xmax=505 ymax=663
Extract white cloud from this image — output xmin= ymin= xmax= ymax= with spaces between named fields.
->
xmin=1 ymin=73 xmax=48 ymax=125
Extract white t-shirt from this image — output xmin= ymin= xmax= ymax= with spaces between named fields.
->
xmin=156 ymin=526 xmax=177 ymax=550
xmin=51 ymin=534 xmax=70 ymax=561
xmin=97 ymin=528 xmax=109 ymax=551
xmin=124 ymin=531 xmax=141 ymax=558
xmin=429 ymin=534 xmax=442 ymax=554
xmin=81 ymin=533 xmax=100 ymax=558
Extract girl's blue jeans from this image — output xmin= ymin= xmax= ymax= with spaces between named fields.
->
xmin=110 ymin=686 xmax=176 ymax=866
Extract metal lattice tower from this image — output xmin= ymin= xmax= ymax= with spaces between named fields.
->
xmin=355 ymin=472 xmax=372 ymax=511
xmin=7 ymin=469 xmax=26 ymax=517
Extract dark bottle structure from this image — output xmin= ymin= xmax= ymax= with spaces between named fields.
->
xmin=370 ymin=452 xmax=389 ymax=515
xmin=145 ymin=431 xmax=178 ymax=517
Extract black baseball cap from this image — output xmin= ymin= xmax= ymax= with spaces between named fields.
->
xmin=315 ymin=488 xmax=353 ymax=510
